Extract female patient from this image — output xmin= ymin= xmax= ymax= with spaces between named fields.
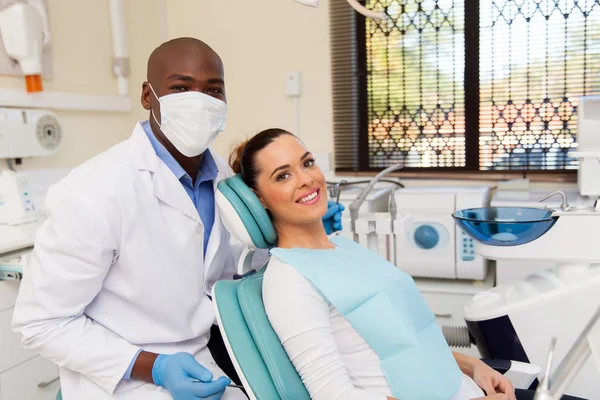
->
xmin=229 ymin=129 xmax=513 ymax=400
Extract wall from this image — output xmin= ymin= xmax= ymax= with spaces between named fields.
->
xmin=164 ymin=0 xmax=334 ymax=158
xmin=0 ymin=0 xmax=333 ymax=172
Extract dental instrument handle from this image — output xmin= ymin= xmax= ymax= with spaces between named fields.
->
xmin=547 ymin=304 xmax=600 ymax=399
xmin=349 ymin=163 xmax=403 ymax=242
xmin=191 ymin=378 xmax=244 ymax=390
xmin=228 ymin=383 xmax=245 ymax=389
xmin=389 ymin=187 xmax=398 ymax=267
xmin=540 ymin=337 xmax=556 ymax=391
xmin=336 ymin=180 xmax=347 ymax=204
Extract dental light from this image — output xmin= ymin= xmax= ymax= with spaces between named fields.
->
xmin=293 ymin=0 xmax=387 ymax=20
xmin=0 ymin=0 xmax=50 ymax=93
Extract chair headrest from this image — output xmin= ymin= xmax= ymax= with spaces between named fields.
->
xmin=216 ymin=175 xmax=278 ymax=249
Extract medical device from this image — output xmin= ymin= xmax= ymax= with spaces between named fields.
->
xmin=570 ymin=95 xmax=600 ymax=197
xmin=0 ymin=168 xmax=68 ymax=224
xmin=453 ymin=195 xmax=600 ymax=398
xmin=293 ymin=0 xmax=387 ymax=20
xmin=0 ymin=108 xmax=62 ymax=158
xmin=349 ymin=163 xmax=403 ymax=242
xmin=490 ymin=186 xmax=596 ymax=284
xmin=0 ymin=168 xmax=69 ymax=258
xmin=393 ymin=186 xmax=491 ymax=280
xmin=0 ymin=0 xmax=50 ymax=92
xmin=534 ymin=304 xmax=600 ymax=400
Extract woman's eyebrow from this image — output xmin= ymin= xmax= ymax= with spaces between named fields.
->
xmin=270 ymin=164 xmax=290 ymax=178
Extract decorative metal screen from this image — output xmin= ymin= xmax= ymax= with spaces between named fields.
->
xmin=364 ymin=0 xmax=600 ymax=170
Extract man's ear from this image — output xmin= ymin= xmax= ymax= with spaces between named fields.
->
xmin=141 ymin=81 xmax=152 ymax=111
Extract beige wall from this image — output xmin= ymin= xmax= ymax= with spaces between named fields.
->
xmin=164 ymin=0 xmax=333 ymax=157
xmin=0 ymin=0 xmax=333 ymax=172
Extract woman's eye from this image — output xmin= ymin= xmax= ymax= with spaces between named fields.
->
xmin=276 ymin=172 xmax=290 ymax=182
xmin=304 ymin=159 xmax=315 ymax=168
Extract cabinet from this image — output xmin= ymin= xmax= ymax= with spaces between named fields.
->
xmin=0 ymin=280 xmax=60 ymax=400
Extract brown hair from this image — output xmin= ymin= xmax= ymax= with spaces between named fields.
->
xmin=229 ymin=128 xmax=293 ymax=189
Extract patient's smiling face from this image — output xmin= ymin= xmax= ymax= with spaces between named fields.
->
xmin=253 ymin=134 xmax=329 ymax=229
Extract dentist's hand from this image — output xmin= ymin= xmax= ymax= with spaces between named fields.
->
xmin=323 ymin=201 xmax=345 ymax=235
xmin=152 ymin=352 xmax=230 ymax=400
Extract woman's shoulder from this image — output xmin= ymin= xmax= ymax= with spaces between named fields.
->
xmin=263 ymin=256 xmax=325 ymax=301
xmin=264 ymin=256 xmax=310 ymax=288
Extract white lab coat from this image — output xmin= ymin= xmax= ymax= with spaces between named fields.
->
xmin=12 ymin=123 xmax=247 ymax=400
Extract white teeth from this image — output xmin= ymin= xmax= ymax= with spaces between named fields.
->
xmin=299 ymin=191 xmax=318 ymax=203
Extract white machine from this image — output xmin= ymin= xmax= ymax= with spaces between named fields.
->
xmin=0 ymin=168 xmax=69 ymax=255
xmin=454 ymin=198 xmax=600 ymax=399
xmin=337 ymin=184 xmax=491 ymax=280
xmin=393 ymin=186 xmax=490 ymax=280
xmin=0 ymin=108 xmax=62 ymax=158
xmin=490 ymin=186 xmax=597 ymax=284
xmin=570 ymin=95 xmax=600 ymax=197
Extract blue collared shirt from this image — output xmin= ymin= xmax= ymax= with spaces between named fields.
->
xmin=123 ymin=121 xmax=219 ymax=380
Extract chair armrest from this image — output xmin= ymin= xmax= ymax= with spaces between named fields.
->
xmin=481 ymin=359 xmax=541 ymax=390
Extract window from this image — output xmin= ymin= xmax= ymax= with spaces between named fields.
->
xmin=330 ymin=0 xmax=600 ymax=173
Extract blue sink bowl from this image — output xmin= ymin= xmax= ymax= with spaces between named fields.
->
xmin=452 ymin=207 xmax=558 ymax=247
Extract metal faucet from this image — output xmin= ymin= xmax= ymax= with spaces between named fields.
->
xmin=538 ymin=191 xmax=570 ymax=211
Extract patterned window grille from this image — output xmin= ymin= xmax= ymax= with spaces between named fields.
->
xmin=332 ymin=0 xmax=600 ymax=172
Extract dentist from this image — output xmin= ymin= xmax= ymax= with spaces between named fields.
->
xmin=11 ymin=37 xmax=343 ymax=400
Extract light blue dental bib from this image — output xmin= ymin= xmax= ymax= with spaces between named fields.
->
xmin=270 ymin=235 xmax=462 ymax=400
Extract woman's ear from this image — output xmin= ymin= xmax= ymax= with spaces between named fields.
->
xmin=252 ymin=189 xmax=268 ymax=210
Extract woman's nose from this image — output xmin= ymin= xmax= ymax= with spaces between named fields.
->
xmin=297 ymin=170 xmax=314 ymax=187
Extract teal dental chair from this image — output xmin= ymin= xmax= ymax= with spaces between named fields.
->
xmin=212 ymin=176 xmax=541 ymax=400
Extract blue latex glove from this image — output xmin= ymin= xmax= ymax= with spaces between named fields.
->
xmin=322 ymin=201 xmax=345 ymax=235
xmin=152 ymin=352 xmax=230 ymax=400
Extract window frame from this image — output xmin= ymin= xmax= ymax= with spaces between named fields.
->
xmin=331 ymin=0 xmax=578 ymax=180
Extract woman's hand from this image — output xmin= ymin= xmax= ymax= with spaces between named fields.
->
xmin=471 ymin=359 xmax=516 ymax=399
xmin=472 ymin=394 xmax=512 ymax=400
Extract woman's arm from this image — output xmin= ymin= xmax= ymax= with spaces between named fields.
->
xmin=452 ymin=351 xmax=477 ymax=377
xmin=263 ymin=259 xmax=396 ymax=400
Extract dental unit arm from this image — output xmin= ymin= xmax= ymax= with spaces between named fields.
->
xmin=349 ymin=163 xmax=403 ymax=242
xmin=534 ymin=304 xmax=600 ymax=400
xmin=293 ymin=0 xmax=387 ymax=20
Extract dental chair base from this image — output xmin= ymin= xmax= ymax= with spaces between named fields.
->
xmin=465 ymin=265 xmax=600 ymax=399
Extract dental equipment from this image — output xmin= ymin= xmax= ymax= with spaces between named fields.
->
xmin=349 ymin=163 xmax=403 ymax=242
xmin=388 ymin=187 xmax=398 ymax=267
xmin=569 ymin=96 xmax=600 ymax=197
xmin=453 ymin=192 xmax=600 ymax=398
xmin=534 ymin=304 xmax=600 ymax=400
xmin=293 ymin=0 xmax=387 ymax=20
xmin=328 ymin=180 xmax=347 ymax=205
xmin=0 ymin=0 xmax=50 ymax=92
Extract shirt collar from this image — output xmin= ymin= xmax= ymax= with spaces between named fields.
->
xmin=141 ymin=120 xmax=218 ymax=182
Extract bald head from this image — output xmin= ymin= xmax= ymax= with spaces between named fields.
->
xmin=141 ymin=36 xmax=226 ymax=129
xmin=146 ymin=37 xmax=222 ymax=83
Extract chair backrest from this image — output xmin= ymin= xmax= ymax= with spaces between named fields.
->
xmin=212 ymin=269 xmax=310 ymax=400
xmin=215 ymin=175 xmax=277 ymax=250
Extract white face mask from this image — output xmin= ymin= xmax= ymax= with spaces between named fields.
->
xmin=149 ymin=84 xmax=227 ymax=157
